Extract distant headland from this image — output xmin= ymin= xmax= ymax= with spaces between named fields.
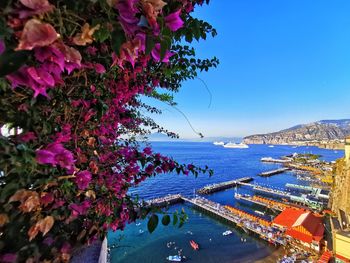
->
xmin=243 ymin=119 xmax=350 ymax=149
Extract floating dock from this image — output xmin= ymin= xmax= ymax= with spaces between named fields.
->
xmin=258 ymin=168 xmax=291 ymax=177
xmin=196 ymin=177 xmax=253 ymax=194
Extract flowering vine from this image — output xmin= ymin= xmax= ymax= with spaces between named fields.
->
xmin=0 ymin=0 xmax=218 ymax=261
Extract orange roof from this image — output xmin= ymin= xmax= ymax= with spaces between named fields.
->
xmin=273 ymin=208 xmax=324 ymax=242
xmin=273 ymin=208 xmax=305 ymax=228
xmin=286 ymin=228 xmax=313 ymax=243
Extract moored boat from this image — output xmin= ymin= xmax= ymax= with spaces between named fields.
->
xmin=166 ymin=255 xmax=182 ymax=262
xmin=189 ymin=240 xmax=199 ymax=250
xmin=222 ymin=230 xmax=233 ymax=236
xmin=213 ymin=141 xmax=225 ymax=145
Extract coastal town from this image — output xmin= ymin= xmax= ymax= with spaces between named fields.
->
xmin=142 ymin=140 xmax=350 ymax=263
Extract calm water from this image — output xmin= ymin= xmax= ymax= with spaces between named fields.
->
xmin=109 ymin=142 xmax=343 ymax=263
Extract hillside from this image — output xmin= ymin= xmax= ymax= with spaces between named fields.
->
xmin=243 ymin=119 xmax=350 ymax=147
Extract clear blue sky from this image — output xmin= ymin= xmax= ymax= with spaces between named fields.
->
xmin=144 ymin=0 xmax=350 ymax=139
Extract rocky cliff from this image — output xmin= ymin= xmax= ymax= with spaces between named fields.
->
xmin=243 ymin=119 xmax=350 ymax=146
xmin=331 ymin=158 xmax=350 ymax=224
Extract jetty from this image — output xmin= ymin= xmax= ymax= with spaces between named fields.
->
xmin=235 ymin=181 xmax=292 ymax=198
xmin=196 ymin=177 xmax=253 ymax=194
xmin=261 ymin=157 xmax=290 ymax=164
xmin=182 ymin=196 xmax=286 ymax=245
xmin=258 ymin=167 xmax=290 ymax=177
xmin=146 ymin=194 xmax=183 ymax=207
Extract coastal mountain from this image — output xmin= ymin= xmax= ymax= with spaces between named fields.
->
xmin=243 ymin=119 xmax=350 ymax=146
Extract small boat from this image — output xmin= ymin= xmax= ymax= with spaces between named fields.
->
xmin=268 ymin=145 xmax=274 ymax=148
xmin=135 ymin=222 xmax=141 ymax=226
xmin=222 ymin=230 xmax=233 ymax=236
xmin=213 ymin=141 xmax=225 ymax=146
xmin=189 ymin=240 xmax=199 ymax=250
xmin=138 ymin=229 xmax=144 ymax=234
xmin=255 ymin=210 xmax=265 ymax=216
xmin=166 ymin=255 xmax=182 ymax=262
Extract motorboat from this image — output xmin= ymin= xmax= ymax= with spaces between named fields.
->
xmin=213 ymin=141 xmax=225 ymax=146
xmin=255 ymin=210 xmax=265 ymax=216
xmin=222 ymin=230 xmax=233 ymax=236
xmin=189 ymin=240 xmax=199 ymax=250
xmin=223 ymin=142 xmax=249 ymax=148
xmin=166 ymin=255 xmax=182 ymax=262
xmin=268 ymin=145 xmax=274 ymax=148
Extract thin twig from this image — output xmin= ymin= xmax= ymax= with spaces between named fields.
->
xmin=196 ymin=77 xmax=212 ymax=108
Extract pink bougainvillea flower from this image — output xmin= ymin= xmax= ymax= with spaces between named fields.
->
xmin=151 ymin=43 xmax=174 ymax=62
xmin=0 ymin=39 xmax=5 ymax=54
xmin=69 ymin=200 xmax=91 ymax=216
xmin=53 ymin=41 xmax=82 ymax=74
xmin=86 ymin=46 xmax=98 ymax=56
xmin=40 ymin=192 xmax=54 ymax=207
xmin=74 ymin=170 xmax=92 ymax=190
xmin=18 ymin=0 xmax=54 ymax=18
xmin=165 ymin=10 xmax=184 ymax=32
xmin=27 ymin=67 xmax=55 ymax=87
xmin=94 ymin=63 xmax=106 ymax=74
xmin=36 ymin=143 xmax=75 ymax=170
xmin=0 ymin=253 xmax=17 ymax=263
xmin=117 ymin=0 xmax=140 ymax=35
xmin=61 ymin=242 xmax=71 ymax=254
xmin=16 ymin=19 xmax=59 ymax=51
xmin=54 ymin=124 xmax=72 ymax=143
xmin=34 ymin=46 xmax=65 ymax=71
xmin=7 ymin=65 xmax=58 ymax=98
xmin=145 ymin=164 xmax=154 ymax=174
xmin=17 ymin=131 xmax=37 ymax=142
xmin=143 ymin=147 xmax=152 ymax=155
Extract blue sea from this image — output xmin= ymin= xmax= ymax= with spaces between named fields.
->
xmin=108 ymin=142 xmax=343 ymax=263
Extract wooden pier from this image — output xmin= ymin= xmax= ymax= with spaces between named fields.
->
xmin=235 ymin=193 xmax=302 ymax=212
xmin=196 ymin=177 xmax=253 ymax=194
xmin=182 ymin=196 xmax=286 ymax=245
xmin=258 ymin=167 xmax=291 ymax=177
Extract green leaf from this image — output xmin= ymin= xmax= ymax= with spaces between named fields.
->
xmin=159 ymin=41 xmax=168 ymax=62
xmin=0 ymin=182 xmax=18 ymax=202
xmin=173 ymin=213 xmax=178 ymax=226
xmin=161 ymin=215 xmax=170 ymax=226
xmin=178 ymin=219 xmax=185 ymax=228
xmin=0 ymin=50 xmax=31 ymax=77
xmin=185 ymin=31 xmax=193 ymax=43
xmin=145 ymin=35 xmax=155 ymax=55
xmin=94 ymin=26 xmax=110 ymax=43
xmin=111 ymin=29 xmax=126 ymax=56
xmin=147 ymin=214 xmax=158 ymax=233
